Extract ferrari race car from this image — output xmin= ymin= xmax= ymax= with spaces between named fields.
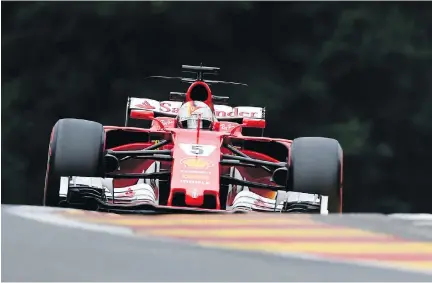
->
xmin=43 ymin=64 xmax=343 ymax=214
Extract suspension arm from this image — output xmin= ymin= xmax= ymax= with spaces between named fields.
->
xmin=220 ymin=176 xmax=285 ymax=191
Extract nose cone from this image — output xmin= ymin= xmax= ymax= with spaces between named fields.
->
xmin=168 ymin=129 xmax=223 ymax=208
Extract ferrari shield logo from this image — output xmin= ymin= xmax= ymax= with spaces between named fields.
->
xmin=181 ymin=157 xmax=213 ymax=169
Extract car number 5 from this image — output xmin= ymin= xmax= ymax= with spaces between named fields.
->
xmin=191 ymin=145 xmax=204 ymax=155
xmin=179 ymin=143 xmax=216 ymax=156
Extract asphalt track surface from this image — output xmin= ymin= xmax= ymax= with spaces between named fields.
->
xmin=2 ymin=205 xmax=432 ymax=282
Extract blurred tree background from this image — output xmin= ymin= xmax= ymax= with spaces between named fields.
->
xmin=2 ymin=1 xmax=432 ymax=213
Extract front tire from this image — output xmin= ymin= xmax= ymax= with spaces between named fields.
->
xmin=43 ymin=118 xmax=105 ymax=207
xmin=289 ymin=137 xmax=343 ymax=213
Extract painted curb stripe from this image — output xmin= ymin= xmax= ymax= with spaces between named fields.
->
xmin=145 ymin=228 xmax=388 ymax=237
xmin=125 ymin=223 xmax=332 ymax=229
xmin=319 ymin=253 xmax=432 ymax=261
xmin=137 ymin=235 xmax=405 ymax=243
xmin=58 ymin=210 xmax=432 ymax=273
xmin=195 ymin=241 xmax=432 ymax=253
xmin=59 ymin=217 xmax=317 ymax=225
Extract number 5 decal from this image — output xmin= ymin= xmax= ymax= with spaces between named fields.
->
xmin=191 ymin=145 xmax=204 ymax=155
xmin=179 ymin=143 xmax=216 ymax=156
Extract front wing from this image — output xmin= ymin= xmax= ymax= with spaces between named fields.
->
xmin=60 ymin=177 xmax=328 ymax=214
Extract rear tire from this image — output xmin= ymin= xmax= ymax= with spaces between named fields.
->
xmin=43 ymin=118 xmax=105 ymax=207
xmin=289 ymin=137 xmax=343 ymax=213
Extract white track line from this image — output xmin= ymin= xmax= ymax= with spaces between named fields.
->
xmin=6 ymin=205 xmax=134 ymax=236
xmin=389 ymin=214 xmax=432 ymax=220
xmin=389 ymin=213 xmax=432 ymax=226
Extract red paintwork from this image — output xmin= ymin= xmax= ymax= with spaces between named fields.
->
xmin=102 ymin=114 xmax=342 ymax=212
xmin=99 ymin=79 xmax=343 ymax=212
xmin=242 ymin=118 xmax=266 ymax=129
xmin=106 ymin=130 xmax=287 ymax=209
xmin=46 ymin=79 xmax=343 ymax=212
xmin=130 ymin=109 xmax=155 ymax=120
xmin=104 ymin=124 xmax=343 ymax=212
xmin=151 ymin=117 xmax=177 ymax=130
xmin=169 ymin=129 xmax=223 ymax=208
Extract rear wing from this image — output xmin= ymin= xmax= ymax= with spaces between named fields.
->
xmin=124 ymin=97 xmax=265 ymax=126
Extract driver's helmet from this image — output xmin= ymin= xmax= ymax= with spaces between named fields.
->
xmin=177 ymin=101 xmax=214 ymax=130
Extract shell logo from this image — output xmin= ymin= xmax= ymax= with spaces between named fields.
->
xmin=181 ymin=158 xmax=213 ymax=169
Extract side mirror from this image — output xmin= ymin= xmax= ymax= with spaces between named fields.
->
xmin=271 ymin=167 xmax=288 ymax=186
xmin=242 ymin=118 xmax=266 ymax=129
xmin=104 ymin=154 xmax=120 ymax=173
xmin=130 ymin=109 xmax=154 ymax=120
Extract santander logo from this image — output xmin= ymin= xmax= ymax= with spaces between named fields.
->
xmin=130 ymin=98 xmax=264 ymax=119
xmin=135 ymin=100 xmax=156 ymax=110
xmin=160 ymin=102 xmax=262 ymax=118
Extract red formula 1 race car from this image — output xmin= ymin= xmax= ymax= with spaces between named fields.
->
xmin=43 ymin=64 xmax=343 ymax=214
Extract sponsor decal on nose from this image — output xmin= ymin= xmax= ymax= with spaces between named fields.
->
xmin=181 ymin=157 xmax=213 ymax=169
xmin=181 ymin=174 xmax=209 ymax=180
